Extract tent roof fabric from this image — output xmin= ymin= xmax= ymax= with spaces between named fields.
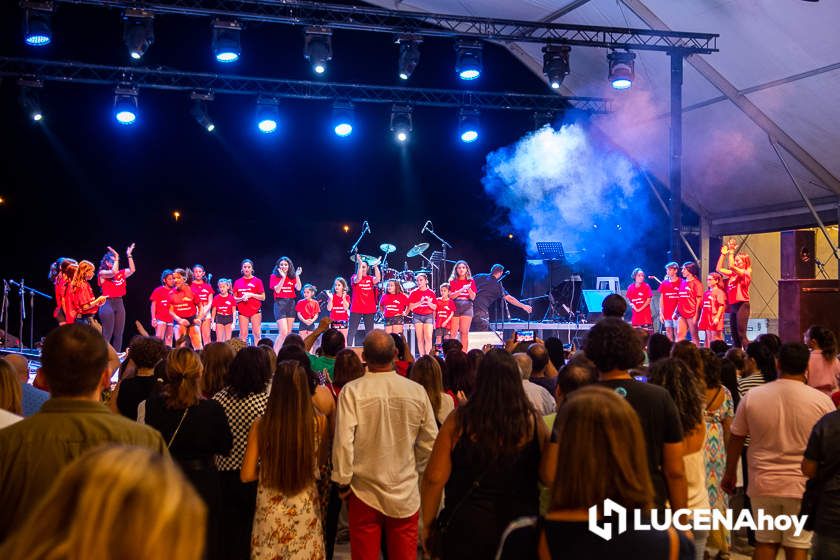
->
xmin=370 ymin=0 xmax=840 ymax=235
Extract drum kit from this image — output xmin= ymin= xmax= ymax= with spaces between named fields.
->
xmin=349 ymin=241 xmax=435 ymax=292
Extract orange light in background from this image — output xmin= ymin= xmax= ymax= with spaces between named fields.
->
xmin=507 ymin=233 xmax=514 ymax=239
xmin=342 ymin=224 xmax=350 ymax=233
xmin=173 ymin=210 xmax=181 ymax=221
xmin=0 ymin=196 xmax=5 ymax=205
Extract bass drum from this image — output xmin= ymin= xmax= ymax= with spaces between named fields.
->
xmin=378 ymin=268 xmax=399 ymax=290
xmin=398 ymin=270 xmax=416 ymax=291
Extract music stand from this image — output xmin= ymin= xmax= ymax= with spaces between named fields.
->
xmin=536 ymin=242 xmax=565 ymax=321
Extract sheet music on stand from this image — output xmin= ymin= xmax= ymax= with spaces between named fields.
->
xmin=536 ymin=242 xmax=565 ymax=261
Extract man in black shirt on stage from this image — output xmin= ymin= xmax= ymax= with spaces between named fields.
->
xmin=471 ymin=264 xmax=533 ymax=331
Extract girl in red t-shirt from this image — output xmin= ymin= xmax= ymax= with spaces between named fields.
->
xmin=49 ymin=257 xmax=77 ymax=326
xmin=434 ymin=283 xmax=456 ymax=347
xmin=168 ymin=268 xmax=202 ymax=349
xmin=327 ymin=277 xmax=350 ymax=342
xmin=190 ymin=264 xmax=215 ymax=348
xmin=379 ymin=279 xmax=409 ymax=335
xmin=409 ymin=273 xmax=437 ymax=356
xmin=97 ymin=243 xmax=135 ymax=352
xmin=626 ymin=267 xmax=653 ymax=330
xmin=66 ymin=260 xmax=106 ymax=325
xmin=233 ymin=259 xmax=266 ymax=344
xmin=150 ymin=269 xmax=175 ymax=346
xmin=698 ymin=272 xmax=726 ymax=347
xmin=348 ymin=253 xmax=382 ymax=346
xmin=269 ymin=256 xmax=303 ymax=351
xmin=211 ymin=278 xmax=237 ymax=343
xmin=296 ymin=283 xmax=321 ymax=338
xmin=448 ymin=260 xmax=477 ymax=349
xmin=716 ymin=238 xmax=752 ymax=350
xmin=676 ymin=261 xmax=704 ymax=344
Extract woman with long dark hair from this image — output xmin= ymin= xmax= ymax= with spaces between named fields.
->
xmin=716 ymin=238 xmax=752 ymax=349
xmin=448 ymin=260 xmax=477 ymax=350
xmin=97 ymin=244 xmax=135 ymax=351
xmin=233 ymin=259 xmax=265 ymax=345
xmin=190 ymin=264 xmax=215 ymax=348
xmin=213 ymin=347 xmax=271 ymax=560
xmin=241 ymin=360 xmax=327 ymax=559
xmin=48 ymin=257 xmax=77 ymax=326
xmin=420 ymin=349 xmax=548 ymax=559
xmin=201 ymin=342 xmax=235 ymax=398
xmin=805 ymin=325 xmax=840 ymax=396
xmin=270 ymin=256 xmax=302 ymax=351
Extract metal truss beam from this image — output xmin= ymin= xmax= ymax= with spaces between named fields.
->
xmin=0 ymin=57 xmax=612 ymax=114
xmin=49 ymin=0 xmax=718 ymax=53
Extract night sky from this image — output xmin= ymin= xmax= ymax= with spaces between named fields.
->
xmin=0 ymin=2 xmax=671 ymax=344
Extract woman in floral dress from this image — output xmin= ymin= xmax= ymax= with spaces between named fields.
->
xmin=241 ymin=360 xmax=327 ymax=560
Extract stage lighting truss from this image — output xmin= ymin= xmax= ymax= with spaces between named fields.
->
xmin=22 ymin=1 xmax=53 ymax=47
xmin=542 ymin=45 xmax=570 ymax=90
xmin=190 ymin=90 xmax=215 ymax=132
xmin=17 ymin=77 xmax=44 ymax=121
xmin=332 ymin=100 xmax=354 ymax=136
xmin=123 ymin=9 xmax=154 ymax=61
xmin=458 ymin=107 xmax=479 ymax=142
xmin=389 ymin=104 xmax=412 ymax=142
xmin=256 ymin=96 xmax=279 ymax=133
xmin=212 ymin=19 xmax=242 ymax=63
xmin=305 ymin=27 xmax=333 ymax=75
xmin=395 ymin=35 xmax=421 ymax=81
xmin=607 ymin=50 xmax=636 ymax=90
xmin=455 ymin=39 xmax=482 ymax=81
xmin=113 ymin=83 xmax=139 ymax=125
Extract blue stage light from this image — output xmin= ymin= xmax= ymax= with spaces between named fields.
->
xmin=390 ymin=105 xmax=412 ymax=143
xmin=458 ymin=108 xmax=479 ymax=143
xmin=213 ymin=19 xmax=242 ymax=63
xmin=455 ymin=40 xmax=483 ymax=81
xmin=113 ymin=85 xmax=139 ymax=125
xmin=18 ymin=80 xmax=44 ymax=122
xmin=397 ymin=36 xmax=421 ymax=81
xmin=608 ymin=51 xmax=636 ymax=90
xmin=190 ymin=93 xmax=216 ymax=132
xmin=332 ymin=101 xmax=354 ymax=137
xmin=543 ymin=45 xmax=571 ymax=90
xmin=124 ymin=10 xmax=154 ymax=61
xmin=256 ymin=98 xmax=279 ymax=134
xmin=23 ymin=6 xmax=53 ymax=47
xmin=305 ymin=27 xmax=332 ymax=75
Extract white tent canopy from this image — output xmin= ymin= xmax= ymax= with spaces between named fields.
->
xmin=372 ymin=0 xmax=840 ymax=236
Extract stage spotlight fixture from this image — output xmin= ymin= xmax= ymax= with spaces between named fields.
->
xmin=389 ymin=105 xmax=413 ymax=143
xmin=18 ymin=78 xmax=44 ymax=122
xmin=458 ymin=108 xmax=479 ymax=143
xmin=113 ymin=84 xmax=139 ymax=125
xmin=543 ymin=45 xmax=570 ymax=89
xmin=607 ymin=50 xmax=636 ymax=90
xmin=190 ymin=91 xmax=215 ymax=132
xmin=256 ymin=98 xmax=279 ymax=134
xmin=455 ymin=40 xmax=483 ymax=80
xmin=332 ymin=101 xmax=354 ymax=137
xmin=212 ymin=19 xmax=242 ymax=63
xmin=22 ymin=2 xmax=53 ymax=47
xmin=304 ymin=27 xmax=333 ymax=75
xmin=396 ymin=35 xmax=421 ymax=80
xmin=123 ymin=9 xmax=154 ymax=60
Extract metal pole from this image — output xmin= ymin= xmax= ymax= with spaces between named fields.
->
xmin=700 ymin=217 xmax=711 ymax=281
xmin=668 ymin=51 xmax=684 ymax=264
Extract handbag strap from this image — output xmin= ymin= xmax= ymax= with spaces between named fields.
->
xmin=167 ymin=408 xmax=190 ymax=449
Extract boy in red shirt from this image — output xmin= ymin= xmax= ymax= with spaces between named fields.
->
xmin=434 ymin=283 xmax=456 ymax=348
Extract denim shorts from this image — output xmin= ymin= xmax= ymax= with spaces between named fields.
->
xmin=662 ymin=319 xmax=678 ymax=328
xmin=273 ymin=298 xmax=296 ymax=320
xmin=384 ymin=316 xmax=405 ymax=326
xmin=413 ymin=313 xmax=434 ymax=325
xmin=453 ymin=299 xmax=474 ymax=317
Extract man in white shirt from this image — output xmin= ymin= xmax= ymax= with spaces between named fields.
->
xmin=513 ymin=353 xmax=556 ymax=415
xmin=332 ymin=330 xmax=438 ymax=560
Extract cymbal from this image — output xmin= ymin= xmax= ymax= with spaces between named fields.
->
xmin=406 ymin=242 xmax=429 ymax=257
xmin=379 ymin=243 xmax=396 ymax=254
xmin=414 ymin=269 xmax=431 ymax=275
xmin=348 ymin=254 xmax=381 ymax=267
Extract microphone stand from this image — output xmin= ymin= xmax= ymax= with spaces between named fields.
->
xmin=424 ymin=226 xmax=453 ymax=283
xmin=349 ymin=221 xmax=370 ymax=255
xmin=9 ymin=280 xmax=52 ymax=351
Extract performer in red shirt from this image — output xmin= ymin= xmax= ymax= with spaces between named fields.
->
xmin=49 ymin=257 xmax=77 ymax=325
xmin=211 ymin=278 xmax=237 ymax=343
xmin=168 ymin=268 xmax=202 ymax=349
xmin=348 ymin=253 xmax=381 ymax=346
xmin=626 ymin=268 xmax=653 ymax=331
xmin=296 ymin=283 xmax=321 ymax=338
xmin=233 ymin=259 xmax=266 ymax=345
xmin=716 ymin=238 xmax=752 ymax=349
xmin=327 ymin=277 xmax=351 ymax=342
xmin=448 ymin=260 xmax=477 ymax=349
xmin=676 ymin=261 xmax=704 ymax=343
xmin=657 ymin=262 xmax=681 ymax=341
xmin=269 ymin=256 xmax=303 ymax=351
xmin=97 ymin=243 xmax=135 ymax=352
xmin=408 ymin=273 xmax=437 ymax=356
xmin=190 ymin=264 xmax=215 ymax=348
xmin=434 ymin=284 xmax=456 ymax=347
xmin=698 ymin=272 xmax=727 ymax=347
xmin=66 ymin=260 xmax=106 ymax=325
xmin=150 ymin=269 xmax=175 ymax=346
xmin=379 ymin=280 xmax=409 ymax=335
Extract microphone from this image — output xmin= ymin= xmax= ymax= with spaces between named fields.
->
xmin=421 ymin=220 xmax=432 ymax=234
xmin=498 ymin=271 xmax=510 ymax=282
xmin=648 ymin=276 xmax=657 ymax=280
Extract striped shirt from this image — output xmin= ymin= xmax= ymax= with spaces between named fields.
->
xmin=737 ymin=372 xmax=765 ymax=398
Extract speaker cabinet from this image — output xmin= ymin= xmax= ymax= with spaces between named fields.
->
xmin=781 ymin=230 xmax=816 ymax=280
xmin=778 ymin=279 xmax=840 ymax=342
